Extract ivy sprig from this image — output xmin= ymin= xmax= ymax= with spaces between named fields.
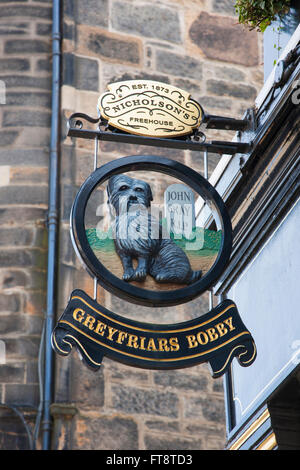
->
xmin=235 ymin=0 xmax=291 ymax=32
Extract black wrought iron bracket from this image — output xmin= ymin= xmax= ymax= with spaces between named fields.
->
xmin=67 ymin=112 xmax=254 ymax=155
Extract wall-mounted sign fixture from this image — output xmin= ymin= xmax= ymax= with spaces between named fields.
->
xmin=52 ymin=290 xmax=256 ymax=378
xmin=97 ymin=80 xmax=203 ymax=138
xmin=52 ymin=79 xmax=256 ymax=378
xmin=69 ymin=155 xmax=232 ymax=307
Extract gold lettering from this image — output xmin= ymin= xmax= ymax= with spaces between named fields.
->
xmin=157 ymin=338 xmax=170 ymax=352
xmin=206 ymin=327 xmax=218 ymax=342
xmin=73 ymin=308 xmax=85 ymax=323
xmin=94 ymin=320 xmax=107 ymax=336
xmin=147 ymin=338 xmax=157 ymax=351
xmin=224 ymin=317 xmax=235 ymax=331
xmin=186 ymin=335 xmax=198 ymax=348
xmin=197 ymin=331 xmax=209 ymax=345
xmin=169 ymin=337 xmax=180 ymax=352
xmin=107 ymin=326 xmax=118 ymax=341
xmin=82 ymin=314 xmax=95 ymax=330
xmin=116 ymin=331 xmax=128 ymax=345
xmin=139 ymin=337 xmax=146 ymax=350
xmin=127 ymin=334 xmax=139 ymax=349
xmin=215 ymin=322 xmax=228 ymax=337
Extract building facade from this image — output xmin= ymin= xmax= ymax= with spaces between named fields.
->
xmin=0 ymin=0 xmax=263 ymax=450
xmin=217 ymin=18 xmax=300 ymax=450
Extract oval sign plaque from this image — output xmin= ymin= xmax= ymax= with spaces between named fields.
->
xmin=70 ymin=155 xmax=232 ymax=307
xmin=97 ymin=80 xmax=203 ymax=138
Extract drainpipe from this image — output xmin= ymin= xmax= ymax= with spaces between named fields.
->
xmin=41 ymin=0 xmax=62 ymax=450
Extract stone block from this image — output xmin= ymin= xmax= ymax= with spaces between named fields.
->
xmin=0 ymin=294 xmax=21 ymax=313
xmin=0 ymin=249 xmax=46 ymax=269
xmin=6 ymin=91 xmax=51 ymax=108
xmin=16 ymin=128 xmax=51 ymax=148
xmin=0 ymin=58 xmax=30 ymax=72
xmin=174 ymin=78 xmax=201 ymax=97
xmin=36 ymin=22 xmax=52 ymax=36
xmin=0 ymin=269 xmax=28 ymax=289
xmin=78 ymin=27 xmax=141 ymax=65
xmin=75 ymin=56 xmax=99 ymax=91
xmin=61 ymin=184 xmax=78 ymax=221
xmin=156 ymin=50 xmax=202 ymax=80
xmin=101 ymin=66 xmax=170 ymax=90
xmin=24 ymin=291 xmax=46 ymax=315
xmin=0 ymin=148 xmax=49 ymax=167
xmin=198 ymin=95 xmax=233 ymax=111
xmin=0 ymin=75 xmax=51 ymax=89
xmin=212 ymin=0 xmax=236 ymax=16
xmin=0 ymin=130 xmax=19 ymax=147
xmin=5 ymin=39 xmax=50 ymax=54
xmin=75 ymin=0 xmax=108 ymax=27
xmin=0 ymin=313 xmax=27 ymax=335
xmin=212 ymin=377 xmax=224 ymax=393
xmin=106 ymin=358 xmax=149 ymax=384
xmin=75 ymin=414 xmax=138 ymax=450
xmin=59 ymin=227 xmax=75 ymax=265
xmin=181 ymin=292 xmax=210 ymax=319
xmin=0 ymin=5 xmax=52 ymax=20
xmin=63 ymin=21 xmax=75 ymax=40
xmin=69 ymin=355 xmax=104 ymax=407
xmin=153 ymin=370 xmax=208 ymax=392
xmin=207 ymin=79 xmax=257 ymax=100
xmin=10 ymin=167 xmax=48 ymax=185
xmin=184 ymin=395 xmax=225 ymax=423
xmin=0 ymin=185 xmax=48 ymax=205
xmin=145 ymin=419 xmax=180 ymax=433
xmin=0 ymin=363 xmax=25 ymax=384
xmin=211 ymin=65 xmax=246 ymax=82
xmin=36 ymin=59 xmax=51 ymax=72
xmin=0 ymin=227 xmax=33 ymax=247
xmin=63 ymin=0 xmax=74 ymax=20
xmin=4 ymin=337 xmax=40 ymax=360
xmin=3 ymin=110 xmax=51 ymax=128
xmin=5 ymin=384 xmax=39 ymax=407
xmin=144 ymin=434 xmax=203 ymax=450
xmin=0 ymin=431 xmax=29 ymax=451
xmin=0 ymin=431 xmax=30 ymax=451
xmin=0 ymin=207 xmax=46 ymax=225
xmin=26 ymin=360 xmax=39 ymax=384
xmin=189 ymin=12 xmax=259 ymax=67
xmin=109 ymin=294 xmax=182 ymax=324
xmin=63 ymin=53 xmax=99 ymax=91
xmin=111 ymin=1 xmax=182 ymax=44
xmin=111 ymin=385 xmax=179 ymax=418
xmin=0 ymin=22 xmax=29 ymax=36
xmin=0 ymin=250 xmax=32 ymax=268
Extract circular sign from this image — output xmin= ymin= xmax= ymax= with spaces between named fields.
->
xmin=71 ymin=155 xmax=232 ymax=307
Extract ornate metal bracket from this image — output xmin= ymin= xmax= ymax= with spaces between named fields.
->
xmin=67 ymin=112 xmax=252 ymax=155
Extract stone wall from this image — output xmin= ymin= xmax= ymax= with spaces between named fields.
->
xmin=0 ymin=0 xmax=52 ymax=449
xmin=0 ymin=0 xmax=263 ymax=450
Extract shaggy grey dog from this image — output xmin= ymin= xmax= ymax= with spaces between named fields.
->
xmin=107 ymin=174 xmax=202 ymax=284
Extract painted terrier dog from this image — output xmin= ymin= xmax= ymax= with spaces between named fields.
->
xmin=107 ymin=174 xmax=202 ymax=284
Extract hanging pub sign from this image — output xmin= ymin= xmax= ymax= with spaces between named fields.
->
xmin=52 ymin=80 xmax=256 ymax=378
xmin=97 ymin=80 xmax=203 ymax=138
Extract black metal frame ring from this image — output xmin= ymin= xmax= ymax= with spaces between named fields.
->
xmin=71 ymin=155 xmax=232 ymax=307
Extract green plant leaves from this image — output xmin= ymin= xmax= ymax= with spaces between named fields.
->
xmin=235 ymin=0 xmax=291 ymax=32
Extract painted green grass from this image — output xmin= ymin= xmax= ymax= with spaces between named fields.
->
xmin=86 ymin=225 xmax=222 ymax=256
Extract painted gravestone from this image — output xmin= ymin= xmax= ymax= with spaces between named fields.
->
xmin=164 ymin=183 xmax=196 ymax=240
